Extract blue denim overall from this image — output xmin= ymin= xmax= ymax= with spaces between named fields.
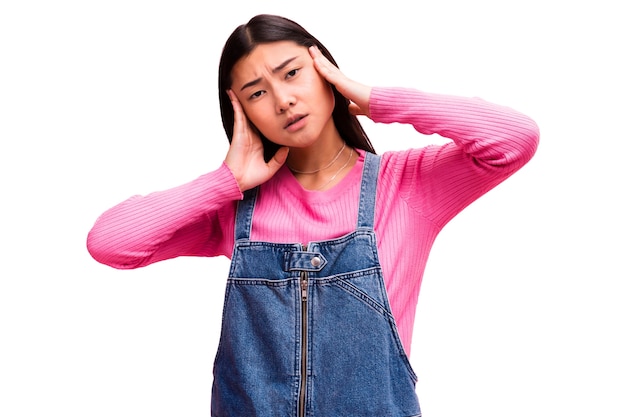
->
xmin=212 ymin=153 xmax=421 ymax=417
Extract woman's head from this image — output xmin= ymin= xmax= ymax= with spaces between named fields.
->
xmin=218 ymin=14 xmax=374 ymax=161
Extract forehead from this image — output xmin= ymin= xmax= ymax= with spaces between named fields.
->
xmin=231 ymin=41 xmax=307 ymax=81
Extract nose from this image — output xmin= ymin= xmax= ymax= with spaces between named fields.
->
xmin=275 ymin=89 xmax=295 ymax=113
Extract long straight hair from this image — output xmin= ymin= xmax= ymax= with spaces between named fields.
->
xmin=218 ymin=14 xmax=375 ymax=161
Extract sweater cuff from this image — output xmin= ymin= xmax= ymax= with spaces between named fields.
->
xmin=213 ymin=162 xmax=244 ymax=201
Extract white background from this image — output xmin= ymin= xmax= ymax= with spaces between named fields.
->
xmin=1 ymin=1 xmax=624 ymax=416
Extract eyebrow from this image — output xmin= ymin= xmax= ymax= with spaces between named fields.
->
xmin=239 ymin=56 xmax=298 ymax=91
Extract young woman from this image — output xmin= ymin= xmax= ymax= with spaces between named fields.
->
xmin=87 ymin=14 xmax=539 ymax=417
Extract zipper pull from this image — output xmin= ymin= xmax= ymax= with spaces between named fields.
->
xmin=301 ymin=272 xmax=308 ymax=301
xmin=301 ymin=245 xmax=309 ymax=301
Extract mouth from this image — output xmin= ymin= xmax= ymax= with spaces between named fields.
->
xmin=284 ymin=114 xmax=307 ymax=129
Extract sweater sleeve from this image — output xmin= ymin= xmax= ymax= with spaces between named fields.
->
xmin=370 ymin=87 xmax=540 ymax=227
xmin=86 ymin=162 xmax=242 ymax=269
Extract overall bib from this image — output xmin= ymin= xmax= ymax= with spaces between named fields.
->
xmin=212 ymin=152 xmax=421 ymax=417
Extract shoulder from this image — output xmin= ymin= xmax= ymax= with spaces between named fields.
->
xmin=377 ymin=147 xmax=434 ymax=177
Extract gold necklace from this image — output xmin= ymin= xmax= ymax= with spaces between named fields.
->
xmin=314 ymin=147 xmax=353 ymax=191
xmin=288 ymin=142 xmax=346 ymax=174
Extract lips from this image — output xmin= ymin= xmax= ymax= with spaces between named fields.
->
xmin=284 ymin=114 xmax=307 ymax=129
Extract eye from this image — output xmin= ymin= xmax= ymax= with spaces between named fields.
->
xmin=286 ymin=68 xmax=300 ymax=79
xmin=249 ymin=90 xmax=265 ymax=100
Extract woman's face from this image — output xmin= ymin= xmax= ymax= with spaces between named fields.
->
xmin=230 ymin=41 xmax=336 ymax=148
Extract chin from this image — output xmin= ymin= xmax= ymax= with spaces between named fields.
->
xmin=270 ymin=133 xmax=318 ymax=149
xmin=290 ymin=137 xmax=321 ymax=149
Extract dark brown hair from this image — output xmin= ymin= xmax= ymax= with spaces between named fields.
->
xmin=218 ymin=14 xmax=375 ymax=161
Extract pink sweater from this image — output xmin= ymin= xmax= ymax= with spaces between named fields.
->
xmin=87 ymin=87 xmax=539 ymax=355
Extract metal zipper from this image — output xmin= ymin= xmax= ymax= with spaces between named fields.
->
xmin=298 ymin=246 xmax=309 ymax=417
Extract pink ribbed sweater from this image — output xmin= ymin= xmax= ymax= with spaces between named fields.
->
xmin=87 ymin=87 xmax=539 ymax=355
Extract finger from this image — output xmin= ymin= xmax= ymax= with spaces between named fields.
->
xmin=228 ymin=90 xmax=250 ymax=141
xmin=309 ymin=46 xmax=343 ymax=84
xmin=228 ymin=89 xmax=244 ymax=119
xmin=227 ymin=90 xmax=240 ymax=122
xmin=308 ymin=44 xmax=323 ymax=61
xmin=227 ymin=89 xmax=238 ymax=108
xmin=309 ymin=46 xmax=366 ymax=105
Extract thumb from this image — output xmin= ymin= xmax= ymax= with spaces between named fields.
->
xmin=267 ymin=146 xmax=290 ymax=172
xmin=348 ymin=102 xmax=369 ymax=118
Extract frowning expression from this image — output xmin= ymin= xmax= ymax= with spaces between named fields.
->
xmin=230 ymin=41 xmax=336 ymax=148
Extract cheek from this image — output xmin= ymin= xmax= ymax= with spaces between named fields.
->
xmin=325 ymin=84 xmax=336 ymax=110
xmin=312 ymin=75 xmax=335 ymax=110
xmin=317 ymin=84 xmax=336 ymax=118
xmin=241 ymin=103 xmax=279 ymax=138
xmin=241 ymin=103 xmax=270 ymax=128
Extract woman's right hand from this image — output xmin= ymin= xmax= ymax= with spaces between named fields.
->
xmin=224 ymin=90 xmax=289 ymax=192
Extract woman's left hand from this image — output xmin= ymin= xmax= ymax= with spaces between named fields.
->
xmin=309 ymin=46 xmax=372 ymax=118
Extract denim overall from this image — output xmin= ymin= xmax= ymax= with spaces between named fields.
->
xmin=212 ymin=153 xmax=421 ymax=417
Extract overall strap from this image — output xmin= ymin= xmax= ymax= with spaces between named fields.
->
xmin=235 ymin=152 xmax=381 ymax=240
xmin=234 ymin=187 xmax=258 ymax=241
xmin=357 ymin=152 xmax=381 ymax=229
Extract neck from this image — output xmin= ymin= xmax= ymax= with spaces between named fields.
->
xmin=288 ymin=141 xmax=346 ymax=174
xmin=286 ymin=123 xmax=346 ymax=173
xmin=287 ymin=139 xmax=357 ymax=191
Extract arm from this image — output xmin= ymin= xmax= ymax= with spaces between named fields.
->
xmin=371 ymin=87 xmax=540 ymax=227
xmin=86 ymin=163 xmax=242 ymax=269
xmin=310 ymin=44 xmax=539 ymax=227
xmin=88 ymin=81 xmax=294 ymax=270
